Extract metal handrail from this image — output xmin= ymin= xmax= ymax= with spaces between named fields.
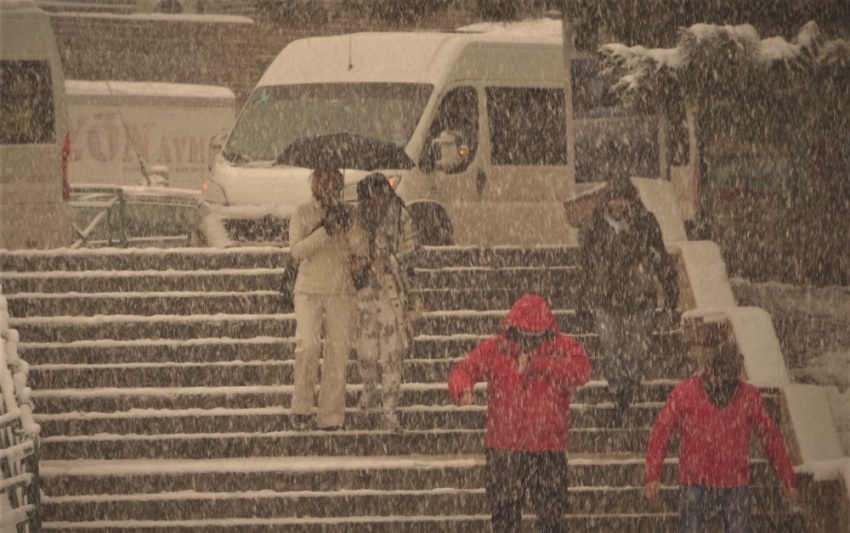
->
xmin=69 ymin=184 xmax=201 ymax=249
xmin=0 ymin=292 xmax=42 ymax=533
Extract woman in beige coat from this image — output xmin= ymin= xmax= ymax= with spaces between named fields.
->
xmin=289 ymin=167 xmax=365 ymax=430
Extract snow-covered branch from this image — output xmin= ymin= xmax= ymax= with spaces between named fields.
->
xmin=599 ymin=21 xmax=850 ymax=108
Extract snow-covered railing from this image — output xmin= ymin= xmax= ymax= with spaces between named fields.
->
xmin=0 ymin=290 xmax=42 ymax=533
xmin=70 ymin=184 xmax=202 ymax=249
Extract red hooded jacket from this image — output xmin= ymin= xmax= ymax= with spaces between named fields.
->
xmin=448 ymin=294 xmax=591 ymax=451
xmin=645 ymin=376 xmax=796 ymax=489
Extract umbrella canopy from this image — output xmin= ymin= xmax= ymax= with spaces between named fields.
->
xmin=275 ymin=132 xmax=415 ymax=171
xmin=563 ymin=177 xmax=641 ymax=227
xmin=563 ymin=182 xmax=610 ymax=227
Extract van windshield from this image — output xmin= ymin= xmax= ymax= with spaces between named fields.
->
xmin=224 ymin=83 xmax=433 ymax=163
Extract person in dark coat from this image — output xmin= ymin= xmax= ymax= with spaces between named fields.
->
xmin=577 ymin=177 xmax=679 ymax=415
xmin=644 ymin=343 xmax=797 ymax=532
xmin=448 ymin=294 xmax=591 ymax=533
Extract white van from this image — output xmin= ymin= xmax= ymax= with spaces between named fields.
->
xmin=0 ymin=0 xmax=74 ymax=250
xmin=200 ymin=30 xmax=666 ymax=247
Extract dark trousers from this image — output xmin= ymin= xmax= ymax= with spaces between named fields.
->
xmin=679 ymin=485 xmax=751 ymax=533
xmin=485 ymin=449 xmax=569 ymax=533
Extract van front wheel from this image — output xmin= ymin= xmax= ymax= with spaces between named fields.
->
xmin=409 ymin=204 xmax=453 ymax=246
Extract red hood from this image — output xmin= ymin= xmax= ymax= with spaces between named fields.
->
xmin=502 ymin=294 xmax=558 ymax=333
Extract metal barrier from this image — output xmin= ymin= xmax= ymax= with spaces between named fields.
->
xmin=70 ymin=184 xmax=202 ymax=249
xmin=0 ymin=292 xmax=42 ymax=533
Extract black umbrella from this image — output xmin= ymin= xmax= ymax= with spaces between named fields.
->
xmin=275 ymin=132 xmax=415 ymax=171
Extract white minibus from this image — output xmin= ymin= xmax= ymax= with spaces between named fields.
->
xmin=199 ymin=29 xmax=669 ymax=247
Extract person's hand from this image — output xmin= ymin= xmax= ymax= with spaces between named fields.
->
xmin=782 ymin=486 xmax=799 ymax=505
xmin=323 ymin=205 xmax=351 ymax=235
xmin=517 ymin=352 xmax=531 ymax=375
xmin=644 ymin=481 xmax=661 ymax=501
xmin=350 ymin=257 xmax=369 ymax=275
xmin=456 ymin=390 xmax=474 ymax=406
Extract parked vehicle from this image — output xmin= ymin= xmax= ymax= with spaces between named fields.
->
xmin=198 ymin=30 xmax=668 ymax=247
xmin=0 ymin=0 xmax=73 ymax=250
xmin=65 ymin=80 xmax=236 ymax=191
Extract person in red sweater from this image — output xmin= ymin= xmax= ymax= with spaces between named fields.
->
xmin=644 ymin=343 xmax=798 ymax=532
xmin=448 ymin=294 xmax=591 ymax=533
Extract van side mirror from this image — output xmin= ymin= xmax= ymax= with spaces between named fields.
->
xmin=209 ymin=132 xmax=227 ymax=171
xmin=431 ymin=130 xmax=469 ymax=173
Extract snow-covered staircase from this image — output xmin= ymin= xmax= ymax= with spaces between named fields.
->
xmin=0 ymin=247 xmax=802 ymax=532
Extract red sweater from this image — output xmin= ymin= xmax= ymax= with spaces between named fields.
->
xmin=448 ymin=294 xmax=591 ymax=451
xmin=645 ymin=376 xmax=796 ymax=489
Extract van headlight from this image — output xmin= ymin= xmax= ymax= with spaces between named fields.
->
xmin=201 ymin=179 xmax=228 ymax=205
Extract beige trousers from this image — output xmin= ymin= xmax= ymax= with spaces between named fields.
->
xmin=291 ymin=293 xmax=358 ymax=428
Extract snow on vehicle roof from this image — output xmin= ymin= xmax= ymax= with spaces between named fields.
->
xmin=457 ymin=18 xmax=563 ymax=38
xmin=65 ymin=80 xmax=235 ymax=100
xmin=49 ymin=12 xmax=253 ymax=24
xmin=258 ymin=28 xmax=563 ymax=87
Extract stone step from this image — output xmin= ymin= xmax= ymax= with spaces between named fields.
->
xmin=412 ymin=333 xmax=685 ymax=362
xmin=38 ymin=428 xmax=659 ymax=460
xmin=26 ymin=381 xmax=735 ymax=414
xmin=9 ymin=315 xmax=296 ymax=343
xmin=25 ymin=350 xmax=691 ymax=390
xmin=415 ymin=267 xmax=580 ymax=290
xmin=416 ymin=310 xmax=679 ymax=337
xmin=9 ymin=311 xmax=679 ymax=345
xmin=9 ymin=308 xmax=680 ymax=343
xmin=417 ymin=288 xmax=581 ymax=311
xmin=38 ymin=512 xmax=798 ymax=533
xmin=417 ymin=247 xmax=581 ymax=270
xmin=35 ymin=423 xmax=781 ymax=462
xmin=17 ymin=334 xmax=686 ymax=366
xmin=0 ymin=246 xmax=579 ymax=274
xmin=4 ymin=287 xmax=584 ymax=317
xmin=34 ymin=404 xmax=664 ymax=437
xmin=0 ymin=248 xmax=288 ymax=273
xmin=0 ymin=269 xmax=286 ymax=295
xmin=39 ymin=456 xmax=785 ymax=497
xmin=6 ymin=292 xmax=287 ymax=317
xmin=40 ymin=485 xmax=788 ymax=522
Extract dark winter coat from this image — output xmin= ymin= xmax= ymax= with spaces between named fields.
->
xmin=645 ymin=376 xmax=796 ymax=489
xmin=448 ymin=295 xmax=591 ymax=451
xmin=578 ymin=202 xmax=678 ymax=314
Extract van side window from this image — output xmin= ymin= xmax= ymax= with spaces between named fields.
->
xmin=425 ymin=87 xmax=478 ymax=173
xmin=570 ymin=58 xmax=660 ymax=183
xmin=486 ymin=87 xmax=567 ymax=166
xmin=0 ymin=60 xmax=55 ymax=144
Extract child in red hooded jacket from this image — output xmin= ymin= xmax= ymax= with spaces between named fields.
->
xmin=449 ymin=294 xmax=591 ymax=533
xmin=644 ymin=343 xmax=797 ymax=533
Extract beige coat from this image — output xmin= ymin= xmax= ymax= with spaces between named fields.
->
xmin=289 ymin=200 xmax=366 ymax=295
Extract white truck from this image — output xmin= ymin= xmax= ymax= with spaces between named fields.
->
xmin=65 ymin=80 xmax=236 ymax=191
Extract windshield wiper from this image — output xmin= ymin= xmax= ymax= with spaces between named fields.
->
xmin=222 ymin=151 xmax=252 ymax=164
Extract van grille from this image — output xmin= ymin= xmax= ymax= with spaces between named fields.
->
xmin=223 ymin=216 xmax=289 ymax=245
